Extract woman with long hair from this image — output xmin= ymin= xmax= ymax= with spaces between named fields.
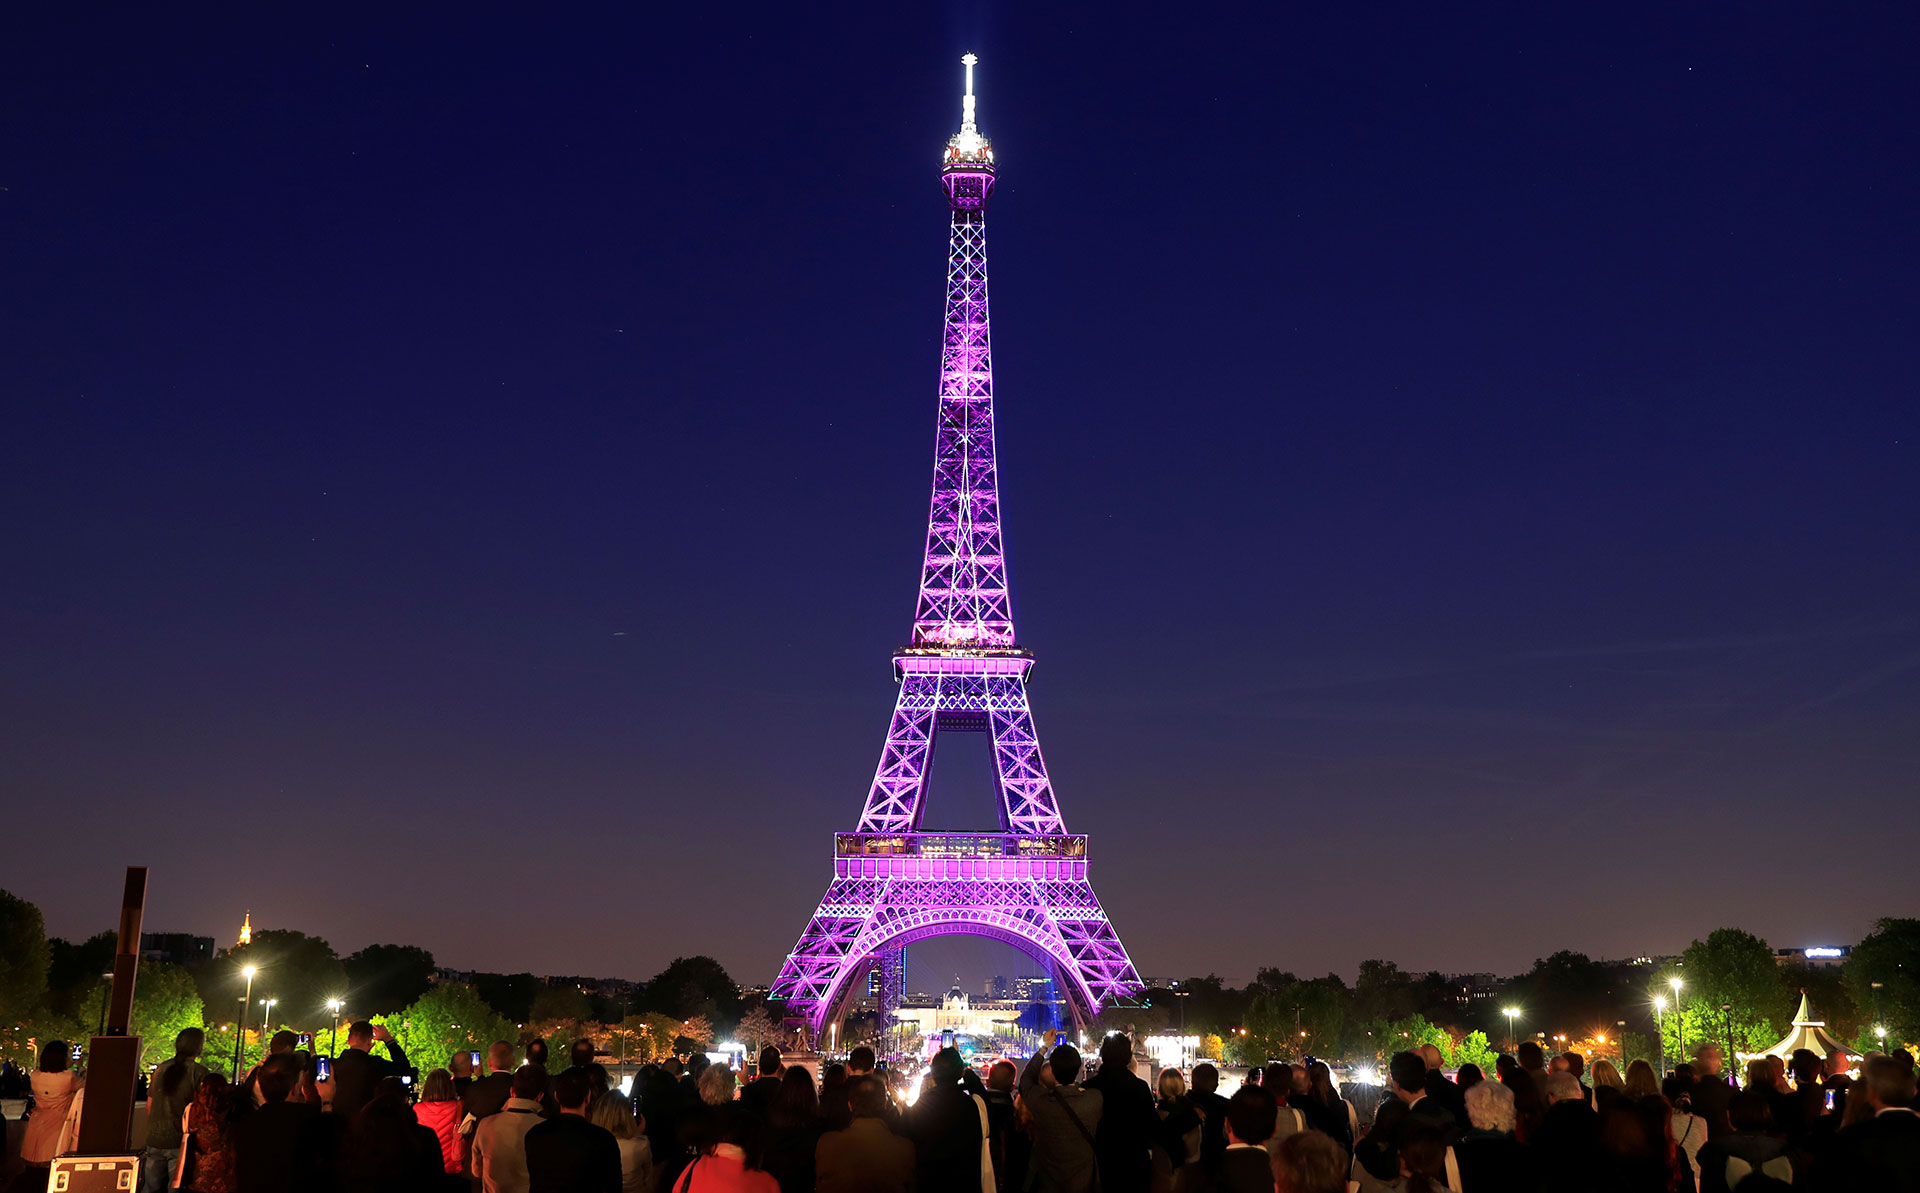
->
xmin=181 ymin=1072 xmax=248 ymax=1193
xmin=1622 ymin=1059 xmax=1661 ymax=1100
xmin=413 ymin=1068 xmax=464 ymax=1173
xmin=1590 ymin=1058 xmax=1627 ymax=1112
xmin=1294 ymin=1060 xmax=1353 ymax=1154
xmin=1151 ymin=1067 xmax=1200 ymax=1193
xmin=763 ymin=1066 xmax=821 ymax=1193
xmin=672 ymin=1101 xmax=778 ymax=1193
xmin=592 ymin=1089 xmax=656 ymax=1193
xmin=1662 ymin=1075 xmax=1706 ymax=1189
xmin=21 ymin=1040 xmax=84 ymax=1179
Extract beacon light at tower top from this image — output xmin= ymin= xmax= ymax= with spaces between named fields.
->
xmin=945 ymin=52 xmax=993 ymax=166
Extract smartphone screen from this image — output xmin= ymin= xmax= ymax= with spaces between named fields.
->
xmin=1054 ymin=1032 xmax=1066 ymax=1048
xmin=470 ymin=1051 xmax=481 ymax=1067
xmin=1825 ymin=1090 xmax=1836 ymax=1110
xmin=298 ymin=1032 xmax=314 ymax=1049
xmin=315 ymin=1056 xmax=332 ymax=1083
xmin=70 ymin=1045 xmax=83 ymax=1062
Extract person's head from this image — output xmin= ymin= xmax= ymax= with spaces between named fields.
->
xmin=38 ymin=1041 xmax=71 ymax=1073
xmin=1623 ymin=1059 xmax=1659 ymax=1099
xmin=1225 ymin=1084 xmax=1278 ymax=1147
xmin=1517 ymin=1041 xmax=1544 ymax=1071
xmin=1307 ymin=1059 xmax=1338 ymax=1104
xmin=257 ymin=1054 xmax=299 ymax=1104
xmin=1826 ymin=1049 xmax=1851 ymax=1079
xmin=1099 ymin=1033 xmax=1133 ymax=1070
xmin=1693 ymin=1043 xmax=1723 ymax=1076
xmin=1863 ymin=1055 xmax=1917 ymax=1111
xmin=758 ymin=1045 xmax=783 ymax=1078
xmin=847 ymin=1075 xmax=889 ymax=1119
xmin=1563 ymin=1051 xmax=1585 ymax=1078
xmin=419 ymin=1068 xmax=456 ymax=1102
xmin=1263 ymin=1062 xmax=1293 ymax=1095
xmin=930 ymin=1047 xmax=965 ymax=1085
xmin=269 ymin=1030 xmax=298 ymax=1056
xmin=1548 ymin=1054 xmax=1571 ymax=1074
xmin=772 ymin=1065 xmax=820 ymax=1129
xmin=698 ymin=1062 xmax=737 ymax=1106
xmin=1389 ymin=1050 xmax=1428 ymax=1097
xmin=1398 ymin=1124 xmax=1449 ymax=1192
xmin=510 ymin=1064 xmax=550 ymax=1102
xmin=1272 ymin=1128 xmax=1348 ymax=1193
xmin=567 ymin=1039 xmax=594 ymax=1069
xmin=1545 ymin=1072 xmax=1584 ymax=1104
xmin=488 ymin=1041 xmax=515 ymax=1074
xmin=449 ymin=1051 xmax=474 ymax=1079
xmin=526 ymin=1038 xmax=550 ymax=1067
xmin=1416 ymin=1044 xmax=1444 ymax=1073
xmin=1766 ymin=1054 xmax=1787 ymax=1086
xmin=988 ymin=1060 xmax=1016 ymax=1092
xmin=1788 ymin=1049 xmax=1821 ymax=1086
xmin=1158 ymin=1067 xmax=1187 ymax=1102
xmin=1590 ymin=1059 xmax=1622 ymax=1090
xmin=1190 ymin=1062 xmax=1219 ymax=1093
xmin=553 ymin=1066 xmax=593 ymax=1114
xmin=686 ymin=1053 xmax=709 ymax=1079
xmin=847 ymin=1045 xmax=876 ymax=1075
xmin=1457 ymin=1063 xmax=1483 ymax=1091
xmin=1744 ymin=1058 xmax=1772 ymax=1091
xmin=172 ymin=1027 xmax=205 ymax=1060
xmin=1493 ymin=1053 xmax=1518 ymax=1080
xmin=1049 ymin=1044 xmax=1083 ymax=1085
xmin=346 ymin=1021 xmax=374 ymax=1050
xmin=1465 ymin=1077 xmax=1516 ymax=1133
xmin=592 ymin=1089 xmax=637 ymax=1138
xmin=1728 ymin=1089 xmax=1774 ymax=1133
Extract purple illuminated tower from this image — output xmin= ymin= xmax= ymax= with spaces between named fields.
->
xmin=770 ymin=55 xmax=1143 ymax=1036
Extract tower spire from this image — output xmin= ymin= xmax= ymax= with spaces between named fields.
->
xmin=960 ymin=52 xmax=979 ymax=134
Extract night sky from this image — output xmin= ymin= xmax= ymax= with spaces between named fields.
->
xmin=4 ymin=4 xmax=1915 ymax=993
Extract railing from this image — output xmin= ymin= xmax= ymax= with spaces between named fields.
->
xmin=836 ymin=832 xmax=1087 ymax=859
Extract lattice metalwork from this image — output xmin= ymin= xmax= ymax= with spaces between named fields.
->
xmin=771 ymin=55 xmax=1142 ymax=1036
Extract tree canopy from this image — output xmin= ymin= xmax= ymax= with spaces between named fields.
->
xmin=343 ymin=944 xmax=436 ymax=1016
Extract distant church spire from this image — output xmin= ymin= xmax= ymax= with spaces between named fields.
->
xmin=238 ymin=910 xmax=253 ymax=946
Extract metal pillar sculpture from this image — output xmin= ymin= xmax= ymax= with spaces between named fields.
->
xmin=771 ymin=55 xmax=1143 ymax=1036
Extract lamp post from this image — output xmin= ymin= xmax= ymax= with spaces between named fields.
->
xmin=260 ymin=998 xmax=278 ymax=1044
xmin=1721 ymin=1004 xmax=1735 ymax=1074
xmin=1669 ymin=978 xmax=1685 ymax=1059
xmin=1655 ymin=996 xmax=1668 ymax=1075
xmin=327 ymin=999 xmax=344 ymax=1055
xmin=234 ymin=966 xmax=258 ymax=1080
xmin=1174 ymin=989 xmax=1189 ymax=1034
xmin=1503 ymin=1007 xmax=1520 ymax=1052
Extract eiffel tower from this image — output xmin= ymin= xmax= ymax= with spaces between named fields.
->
xmin=769 ymin=55 xmax=1143 ymax=1036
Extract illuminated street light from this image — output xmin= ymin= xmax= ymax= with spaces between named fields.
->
xmin=1502 ymin=1007 xmax=1520 ymax=1052
xmin=234 ymin=966 xmax=259 ymax=1079
xmin=1669 ymin=978 xmax=1686 ymax=1055
xmin=327 ymin=999 xmax=345 ymax=1055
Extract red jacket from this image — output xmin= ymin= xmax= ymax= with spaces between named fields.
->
xmin=415 ymin=1098 xmax=464 ymax=1173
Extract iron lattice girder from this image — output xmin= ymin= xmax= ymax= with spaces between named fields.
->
xmin=770 ymin=80 xmax=1143 ymax=1035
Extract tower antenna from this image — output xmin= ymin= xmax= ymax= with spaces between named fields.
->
xmin=960 ymin=52 xmax=979 ymax=134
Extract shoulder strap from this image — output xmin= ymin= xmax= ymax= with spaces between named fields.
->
xmin=1050 ymin=1088 xmax=1098 ymax=1148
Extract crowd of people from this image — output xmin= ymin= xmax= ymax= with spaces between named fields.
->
xmin=3 ymin=1026 xmax=1918 ymax=1192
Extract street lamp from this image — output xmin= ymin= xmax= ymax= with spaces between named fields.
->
xmin=260 ymin=998 xmax=278 ymax=1040
xmin=1668 ymin=979 xmax=1685 ymax=1058
xmin=234 ymin=966 xmax=258 ymax=1080
xmin=327 ymin=999 xmax=345 ymax=1055
xmin=1655 ymin=996 xmax=1668 ymax=1075
xmin=1503 ymin=1007 xmax=1520 ymax=1052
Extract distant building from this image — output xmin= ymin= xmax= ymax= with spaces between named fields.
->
xmin=1010 ymin=975 xmax=1055 ymax=1001
xmin=433 ymin=967 xmax=479 ymax=985
xmin=140 ymin=932 xmax=214 ymax=966
xmin=894 ymin=986 xmax=1022 ymax=1055
xmin=237 ymin=911 xmax=253 ymax=947
xmin=1445 ymin=973 xmax=1504 ymax=1006
xmin=1775 ymin=946 xmax=1851 ymax=968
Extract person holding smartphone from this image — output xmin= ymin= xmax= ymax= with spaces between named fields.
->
xmin=330 ymin=1020 xmax=411 ymax=1119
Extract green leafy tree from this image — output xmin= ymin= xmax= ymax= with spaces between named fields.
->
xmin=376 ymin=984 xmax=517 ymax=1074
xmin=1504 ymin=952 xmax=1615 ymax=1036
xmin=46 ymin=932 xmax=118 ymax=1022
xmin=1449 ymin=1030 xmax=1498 ymax=1073
xmin=131 ymin=963 xmax=208 ymax=1070
xmin=1364 ymin=1014 xmax=1452 ymax=1065
xmin=1354 ymin=961 xmax=1415 ymax=1023
xmin=0 ymin=889 xmax=52 ymax=1023
xmin=529 ymin=987 xmax=594 ymax=1024
xmin=343 ymin=945 xmax=436 ymax=1016
xmin=635 ymin=1012 xmax=689 ymax=1061
xmin=1659 ymin=929 xmax=1787 ymax=1060
xmin=1847 ymin=918 xmax=1920 ymax=1042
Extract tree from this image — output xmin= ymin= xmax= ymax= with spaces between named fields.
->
xmin=1449 ymin=1030 xmax=1498 ymax=1073
xmin=46 ymin=932 xmax=118 ymax=1022
xmin=677 ymin=1015 xmax=715 ymax=1051
xmin=529 ymin=987 xmax=594 ymax=1024
xmin=1662 ymin=929 xmax=1787 ymax=1060
xmin=642 ymin=957 xmax=741 ymax=1024
xmin=0 ymin=889 xmax=51 ymax=1022
xmin=343 ymin=945 xmax=436 ymax=1017
xmin=376 ymin=984 xmax=517 ymax=1074
xmin=1847 ymin=918 xmax=1920 ymax=1041
xmin=635 ymin=1012 xmax=688 ymax=1061
xmin=1363 ymin=1014 xmax=1451 ymax=1065
xmin=475 ymin=973 xmax=544 ymax=1023
xmin=736 ymin=1007 xmax=781 ymax=1052
xmin=131 ymin=963 xmax=207 ymax=1069
xmin=1503 ymin=952 xmax=1615 ymax=1037
xmin=1354 ymin=961 xmax=1415 ymax=1024
xmin=224 ymin=930 xmax=350 ymax=1029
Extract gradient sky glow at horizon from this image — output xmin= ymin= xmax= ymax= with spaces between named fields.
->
xmin=2 ymin=3 xmax=1915 ymax=991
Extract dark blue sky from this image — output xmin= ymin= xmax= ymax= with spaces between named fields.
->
xmin=3 ymin=3 xmax=1915 ymax=990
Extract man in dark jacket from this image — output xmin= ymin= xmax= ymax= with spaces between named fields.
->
xmin=910 ymin=1048 xmax=985 ymax=1193
xmin=1187 ymin=1062 xmax=1231 ymax=1178
xmin=1212 ymin=1086 xmax=1278 ymax=1193
xmin=525 ymin=1067 xmax=621 ymax=1193
xmin=1358 ymin=1051 xmax=1460 ymax=1183
xmin=1021 ymin=1044 xmax=1103 ymax=1193
xmin=818 ymin=1076 xmax=916 ymax=1193
xmin=236 ymin=1056 xmax=325 ymax=1193
xmin=328 ymin=1020 xmax=410 ymax=1119
xmin=1418 ymin=1043 xmax=1470 ymax=1130
xmin=1817 ymin=1055 xmax=1920 ymax=1193
xmin=465 ymin=1040 xmax=519 ymax=1123
xmin=1083 ymin=1035 xmax=1157 ymax=1193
